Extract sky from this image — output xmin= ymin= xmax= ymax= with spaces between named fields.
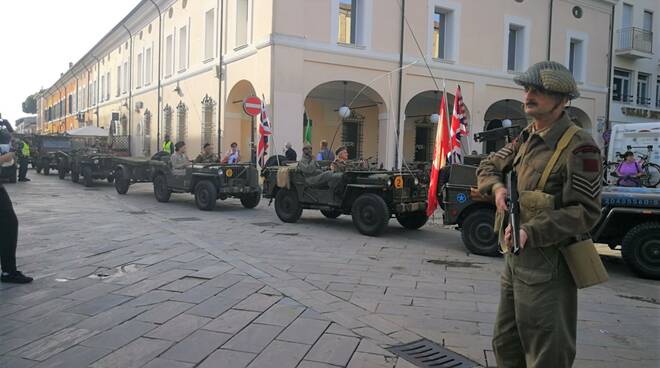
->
xmin=0 ymin=0 xmax=139 ymax=127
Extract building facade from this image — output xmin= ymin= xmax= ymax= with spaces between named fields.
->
xmin=609 ymin=0 xmax=660 ymax=127
xmin=15 ymin=116 xmax=37 ymax=134
xmin=37 ymin=0 xmax=616 ymax=168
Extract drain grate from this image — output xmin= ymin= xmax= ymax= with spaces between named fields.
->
xmin=387 ymin=339 xmax=479 ymax=368
xmin=170 ymin=217 xmax=201 ymax=222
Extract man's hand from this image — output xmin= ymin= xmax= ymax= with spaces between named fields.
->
xmin=0 ymin=152 xmax=15 ymax=163
xmin=503 ymin=224 xmax=528 ymax=251
xmin=494 ymin=186 xmax=508 ymax=212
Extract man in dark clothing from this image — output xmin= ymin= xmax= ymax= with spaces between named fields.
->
xmin=17 ymin=138 xmax=31 ymax=182
xmin=0 ymin=119 xmax=33 ymax=284
xmin=284 ymin=142 xmax=297 ymax=162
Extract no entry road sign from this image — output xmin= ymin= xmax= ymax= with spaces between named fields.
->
xmin=243 ymin=96 xmax=262 ymax=117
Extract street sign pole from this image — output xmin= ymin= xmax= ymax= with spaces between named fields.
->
xmin=251 ymin=115 xmax=256 ymax=164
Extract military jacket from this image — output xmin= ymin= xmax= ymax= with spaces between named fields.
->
xmin=298 ymin=156 xmax=321 ymax=177
xmin=477 ymin=112 xmax=602 ymax=248
xmin=194 ymin=152 xmax=218 ymax=163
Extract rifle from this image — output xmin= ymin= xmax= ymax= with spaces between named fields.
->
xmin=506 ymin=168 xmax=521 ymax=255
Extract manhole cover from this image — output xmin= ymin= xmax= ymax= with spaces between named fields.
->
xmin=387 ymin=339 xmax=479 ymax=368
xmin=251 ymin=222 xmax=281 ymax=227
xmin=170 ymin=217 xmax=201 ymax=222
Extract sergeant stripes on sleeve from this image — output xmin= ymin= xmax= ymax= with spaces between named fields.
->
xmin=571 ymin=173 xmax=601 ymax=198
xmin=494 ymin=146 xmax=514 ymax=160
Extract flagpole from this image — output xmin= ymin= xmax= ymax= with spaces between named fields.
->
xmin=442 ymin=79 xmax=451 ymax=163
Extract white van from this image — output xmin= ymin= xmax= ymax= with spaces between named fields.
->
xmin=606 ymin=122 xmax=660 ymax=186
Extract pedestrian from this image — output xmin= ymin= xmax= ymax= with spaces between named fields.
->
xmin=316 ymin=139 xmax=334 ymax=161
xmin=162 ymin=134 xmax=174 ymax=154
xmin=284 ymin=142 xmax=297 ymax=162
xmin=476 ymin=61 xmax=606 ymax=367
xmin=0 ymin=119 xmax=33 ymax=284
xmin=615 ymin=151 xmax=643 ymax=187
xmin=17 ymin=138 xmax=31 ymax=182
xmin=194 ymin=143 xmax=218 ymax=163
xmin=221 ymin=142 xmax=241 ymax=164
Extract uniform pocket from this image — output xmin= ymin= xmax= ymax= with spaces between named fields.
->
xmin=513 ymin=266 xmax=557 ymax=331
xmin=513 ymin=266 xmax=553 ymax=285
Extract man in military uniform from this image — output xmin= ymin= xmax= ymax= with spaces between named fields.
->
xmin=298 ymin=144 xmax=321 ymax=177
xmin=477 ymin=61 xmax=603 ymax=368
xmin=194 ymin=143 xmax=218 ymax=163
xmin=330 ymin=146 xmax=349 ymax=173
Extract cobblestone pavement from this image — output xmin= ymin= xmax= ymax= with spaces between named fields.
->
xmin=1 ymin=173 xmax=658 ymax=368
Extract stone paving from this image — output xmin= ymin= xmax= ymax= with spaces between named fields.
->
xmin=0 ymin=173 xmax=658 ymax=368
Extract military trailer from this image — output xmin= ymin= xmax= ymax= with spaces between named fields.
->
xmin=592 ymin=186 xmax=660 ymax=279
xmin=262 ymin=163 xmax=429 ymax=236
xmin=151 ymin=158 xmax=261 ymax=211
xmin=112 ymin=154 xmax=169 ymax=194
xmin=32 ymin=135 xmax=72 ymax=176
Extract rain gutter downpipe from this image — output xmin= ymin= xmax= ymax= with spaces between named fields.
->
xmin=395 ymin=0 xmax=405 ymax=170
xmin=122 ymin=24 xmax=134 ymax=155
xmin=547 ymin=0 xmax=554 ymax=60
xmin=605 ymin=3 xmax=615 ymax=135
xmin=148 ymin=0 xmax=163 ymax=151
xmin=217 ymin=0 xmax=224 ymax=155
xmin=93 ymin=55 xmax=101 ymax=127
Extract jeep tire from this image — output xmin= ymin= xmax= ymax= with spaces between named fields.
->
xmin=275 ymin=189 xmax=302 ymax=223
xmin=114 ymin=169 xmax=130 ymax=195
xmin=195 ymin=180 xmax=217 ymax=211
xmin=352 ymin=193 xmax=390 ymax=236
xmin=240 ymin=192 xmax=261 ymax=209
xmin=396 ymin=211 xmax=428 ymax=230
xmin=153 ymin=175 xmax=171 ymax=202
xmin=461 ymin=208 xmax=499 ymax=256
xmin=82 ymin=166 xmax=94 ymax=187
xmin=321 ymin=209 xmax=342 ymax=219
xmin=621 ymin=222 xmax=660 ymax=280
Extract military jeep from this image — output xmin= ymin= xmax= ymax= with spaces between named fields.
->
xmin=592 ymin=186 xmax=660 ymax=279
xmin=68 ymin=151 xmax=116 ymax=187
xmin=32 ymin=135 xmax=72 ymax=176
xmin=152 ymin=158 xmax=261 ymax=211
xmin=262 ymin=162 xmax=429 ymax=236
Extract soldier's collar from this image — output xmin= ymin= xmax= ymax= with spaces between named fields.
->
xmin=531 ymin=112 xmax=573 ymax=149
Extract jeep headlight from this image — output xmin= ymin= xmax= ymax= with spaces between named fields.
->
xmin=414 ymin=178 xmax=419 ymax=186
xmin=387 ymin=179 xmax=392 ymax=187
xmin=93 ymin=159 xmax=99 ymax=165
xmin=218 ymin=169 xmax=224 ymax=176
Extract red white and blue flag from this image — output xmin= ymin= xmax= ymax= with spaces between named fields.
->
xmin=448 ymin=85 xmax=468 ymax=164
xmin=257 ymin=98 xmax=272 ymax=167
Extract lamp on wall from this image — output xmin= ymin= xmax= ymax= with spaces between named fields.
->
xmin=337 ymin=81 xmax=351 ymax=119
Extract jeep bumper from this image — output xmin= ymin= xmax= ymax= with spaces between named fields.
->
xmin=394 ymin=201 xmax=426 ymax=213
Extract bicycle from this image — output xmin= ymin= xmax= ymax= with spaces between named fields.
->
xmin=604 ymin=145 xmax=660 ymax=188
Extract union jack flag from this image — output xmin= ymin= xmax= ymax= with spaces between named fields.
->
xmin=257 ymin=98 xmax=272 ymax=167
xmin=448 ymin=85 xmax=469 ymax=164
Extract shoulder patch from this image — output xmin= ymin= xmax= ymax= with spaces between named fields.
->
xmin=573 ymin=145 xmax=600 ymax=155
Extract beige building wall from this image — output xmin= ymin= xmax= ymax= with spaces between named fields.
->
xmin=38 ymin=0 xmax=615 ymax=169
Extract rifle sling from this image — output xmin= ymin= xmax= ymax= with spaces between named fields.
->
xmin=536 ymin=125 xmax=580 ymax=191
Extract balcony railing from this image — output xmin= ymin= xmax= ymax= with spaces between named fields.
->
xmin=617 ymin=27 xmax=653 ymax=54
